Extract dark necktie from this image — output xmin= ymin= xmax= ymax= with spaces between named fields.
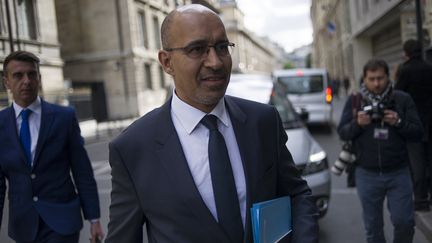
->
xmin=20 ymin=109 xmax=32 ymax=165
xmin=201 ymin=115 xmax=244 ymax=242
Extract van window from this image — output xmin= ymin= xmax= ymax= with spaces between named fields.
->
xmin=278 ymin=75 xmax=324 ymax=94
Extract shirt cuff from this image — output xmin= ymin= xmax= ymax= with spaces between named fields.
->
xmin=89 ymin=219 xmax=100 ymax=224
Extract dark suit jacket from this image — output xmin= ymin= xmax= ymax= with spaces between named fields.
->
xmin=396 ymin=57 xmax=432 ymax=139
xmin=0 ymin=100 xmax=100 ymax=242
xmin=106 ymin=96 xmax=319 ymax=243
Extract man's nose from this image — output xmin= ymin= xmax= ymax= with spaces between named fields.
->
xmin=22 ymin=73 xmax=31 ymax=84
xmin=204 ymin=47 xmax=223 ymax=68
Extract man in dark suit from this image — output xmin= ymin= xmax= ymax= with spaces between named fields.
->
xmin=106 ymin=4 xmax=319 ymax=243
xmin=395 ymin=39 xmax=432 ymax=211
xmin=0 ymin=51 xmax=104 ymax=243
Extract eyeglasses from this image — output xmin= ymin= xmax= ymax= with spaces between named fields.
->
xmin=164 ymin=42 xmax=235 ymax=59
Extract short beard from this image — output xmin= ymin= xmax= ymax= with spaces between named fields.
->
xmin=196 ymin=84 xmax=226 ymax=106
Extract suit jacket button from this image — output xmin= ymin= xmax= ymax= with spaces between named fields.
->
xmin=31 ymin=174 xmax=36 ymax=179
xmin=33 ymin=196 xmax=38 ymax=202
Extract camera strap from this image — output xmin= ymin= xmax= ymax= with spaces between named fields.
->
xmin=351 ymin=92 xmax=362 ymax=118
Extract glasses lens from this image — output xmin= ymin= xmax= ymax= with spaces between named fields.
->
xmin=185 ymin=44 xmax=208 ymax=58
xmin=182 ymin=42 xmax=235 ymax=58
xmin=215 ymin=43 xmax=234 ymax=56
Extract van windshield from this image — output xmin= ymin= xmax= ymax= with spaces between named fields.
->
xmin=277 ymin=75 xmax=324 ymax=94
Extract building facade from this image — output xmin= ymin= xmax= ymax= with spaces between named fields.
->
xmin=219 ymin=0 xmax=282 ymax=74
xmin=0 ymin=0 xmax=64 ymax=109
xmin=311 ymin=0 xmax=354 ymax=88
xmin=55 ymin=0 xmax=194 ymax=120
xmin=312 ymin=0 xmax=425 ymax=91
xmin=55 ymin=0 xmax=282 ymax=121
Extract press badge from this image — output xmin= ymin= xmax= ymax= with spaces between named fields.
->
xmin=374 ymin=128 xmax=389 ymax=140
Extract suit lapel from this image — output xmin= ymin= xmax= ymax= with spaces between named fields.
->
xmin=154 ymin=101 xmax=227 ymax=237
xmin=33 ymin=100 xmax=55 ymax=167
xmin=3 ymin=106 xmax=30 ymax=168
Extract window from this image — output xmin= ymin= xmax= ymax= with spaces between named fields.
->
xmin=355 ymin=0 xmax=361 ymax=18
xmin=363 ymin=0 xmax=369 ymax=13
xmin=17 ymin=0 xmax=38 ymax=40
xmin=159 ymin=66 xmax=165 ymax=88
xmin=152 ymin=16 xmax=161 ymax=49
xmin=0 ymin=71 xmax=9 ymax=107
xmin=145 ymin=64 xmax=153 ymax=90
xmin=278 ymin=75 xmax=324 ymax=94
xmin=138 ymin=11 xmax=148 ymax=48
xmin=0 ymin=3 xmax=5 ymax=34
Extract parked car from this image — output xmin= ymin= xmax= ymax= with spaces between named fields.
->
xmin=272 ymin=69 xmax=333 ymax=128
xmin=226 ymin=73 xmax=331 ymax=217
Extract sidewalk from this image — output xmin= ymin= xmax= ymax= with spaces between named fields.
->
xmin=416 ymin=211 xmax=432 ymax=242
xmin=79 ymin=118 xmax=137 ymax=144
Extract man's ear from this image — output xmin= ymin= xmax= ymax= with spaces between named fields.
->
xmin=158 ymin=50 xmax=174 ymax=76
xmin=3 ymin=76 xmax=10 ymax=90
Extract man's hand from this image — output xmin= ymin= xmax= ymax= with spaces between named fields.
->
xmin=383 ymin=109 xmax=400 ymax=126
xmin=357 ymin=111 xmax=371 ymax=126
xmin=90 ymin=221 xmax=104 ymax=243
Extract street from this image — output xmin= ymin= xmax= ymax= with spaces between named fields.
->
xmin=0 ymin=96 xmax=430 ymax=242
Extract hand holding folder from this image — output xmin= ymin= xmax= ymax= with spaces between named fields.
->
xmin=250 ymin=196 xmax=292 ymax=243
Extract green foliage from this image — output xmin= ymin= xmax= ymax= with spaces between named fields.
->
xmin=283 ymin=62 xmax=294 ymax=69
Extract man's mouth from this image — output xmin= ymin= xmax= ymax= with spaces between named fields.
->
xmin=201 ymin=76 xmax=225 ymax=80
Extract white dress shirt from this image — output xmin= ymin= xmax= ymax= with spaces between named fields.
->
xmin=171 ymin=93 xmax=247 ymax=226
xmin=13 ymin=97 xmax=42 ymax=166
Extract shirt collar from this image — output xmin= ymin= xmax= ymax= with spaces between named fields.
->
xmin=171 ymin=90 xmax=229 ymax=134
xmin=13 ymin=96 xmax=42 ymax=119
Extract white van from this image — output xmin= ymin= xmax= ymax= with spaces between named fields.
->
xmin=273 ymin=68 xmax=333 ymax=127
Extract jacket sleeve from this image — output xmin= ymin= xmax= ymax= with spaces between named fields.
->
xmin=395 ymin=65 xmax=409 ymax=91
xmin=274 ymin=108 xmax=319 ymax=243
xmin=0 ymin=165 xmax=5 ymax=229
xmin=68 ymin=109 xmax=101 ymax=220
xmin=337 ymin=95 xmax=364 ymax=141
xmin=394 ymin=92 xmax=424 ymax=141
xmin=105 ymin=141 xmax=145 ymax=243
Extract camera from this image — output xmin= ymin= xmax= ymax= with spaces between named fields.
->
xmin=361 ymin=99 xmax=394 ymax=122
xmin=331 ymin=142 xmax=356 ymax=176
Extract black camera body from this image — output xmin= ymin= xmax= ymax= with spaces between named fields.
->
xmin=361 ymin=99 xmax=395 ymax=122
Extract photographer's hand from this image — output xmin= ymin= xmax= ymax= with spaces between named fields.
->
xmin=383 ymin=109 xmax=400 ymax=126
xmin=357 ymin=111 xmax=371 ymax=126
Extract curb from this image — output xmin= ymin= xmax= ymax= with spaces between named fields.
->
xmin=416 ymin=211 xmax=432 ymax=242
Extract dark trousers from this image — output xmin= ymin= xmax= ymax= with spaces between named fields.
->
xmin=356 ymin=166 xmax=415 ymax=243
xmin=16 ymin=217 xmax=79 ymax=243
xmin=407 ymin=141 xmax=432 ymax=209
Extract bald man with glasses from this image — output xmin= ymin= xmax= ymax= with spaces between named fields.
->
xmin=106 ymin=4 xmax=319 ymax=243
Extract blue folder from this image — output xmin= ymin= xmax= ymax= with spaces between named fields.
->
xmin=250 ymin=196 xmax=292 ymax=243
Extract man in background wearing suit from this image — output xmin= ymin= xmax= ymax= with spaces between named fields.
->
xmin=395 ymin=39 xmax=432 ymax=212
xmin=0 ymin=51 xmax=104 ymax=243
xmin=106 ymin=4 xmax=319 ymax=243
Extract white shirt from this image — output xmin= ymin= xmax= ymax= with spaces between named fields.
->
xmin=14 ymin=97 xmax=42 ymax=166
xmin=171 ymin=93 xmax=247 ymax=226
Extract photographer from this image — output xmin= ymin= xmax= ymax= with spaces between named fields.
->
xmin=338 ymin=59 xmax=423 ymax=243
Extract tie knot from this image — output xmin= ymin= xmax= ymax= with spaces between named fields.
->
xmin=21 ymin=109 xmax=31 ymax=120
xmin=201 ymin=114 xmax=218 ymax=131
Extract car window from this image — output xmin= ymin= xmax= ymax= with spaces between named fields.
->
xmin=277 ymin=75 xmax=324 ymax=94
xmin=269 ymin=93 xmax=297 ymax=124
